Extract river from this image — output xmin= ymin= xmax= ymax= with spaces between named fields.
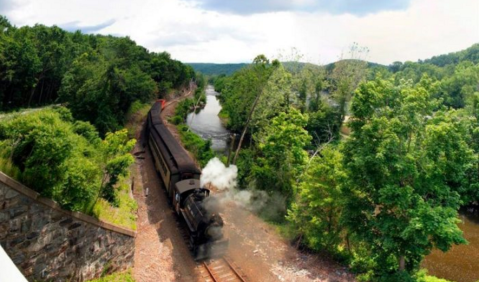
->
xmin=186 ymin=85 xmax=230 ymax=153
xmin=186 ymin=86 xmax=479 ymax=282
xmin=422 ymin=211 xmax=479 ymax=282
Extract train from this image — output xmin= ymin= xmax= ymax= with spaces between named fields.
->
xmin=145 ymin=100 xmax=228 ymax=259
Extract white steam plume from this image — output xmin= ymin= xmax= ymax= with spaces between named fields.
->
xmin=200 ymin=157 xmax=238 ymax=190
xmin=201 ymin=158 xmax=286 ymax=221
xmin=201 ymin=157 xmax=261 ymax=210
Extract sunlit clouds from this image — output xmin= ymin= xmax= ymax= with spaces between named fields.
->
xmin=2 ymin=0 xmax=478 ymax=64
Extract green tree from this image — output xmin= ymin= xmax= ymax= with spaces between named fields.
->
xmin=231 ymin=55 xmax=280 ymax=164
xmin=253 ymin=108 xmax=311 ymax=201
xmin=287 ymin=145 xmax=345 ymax=251
xmin=342 ymin=78 xmax=473 ymax=280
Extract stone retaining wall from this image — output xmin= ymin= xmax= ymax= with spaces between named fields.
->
xmin=0 ymin=172 xmax=136 ymax=282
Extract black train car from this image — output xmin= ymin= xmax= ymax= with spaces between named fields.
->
xmin=146 ymin=100 xmax=201 ymax=201
xmin=146 ymin=100 xmax=228 ymax=258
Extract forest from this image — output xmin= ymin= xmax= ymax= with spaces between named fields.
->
xmin=0 ymin=15 xmax=196 ymax=217
xmin=212 ymin=44 xmax=479 ymax=281
xmin=0 ymin=15 xmax=196 ymax=134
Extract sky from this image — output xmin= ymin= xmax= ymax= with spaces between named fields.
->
xmin=1 ymin=0 xmax=478 ymax=65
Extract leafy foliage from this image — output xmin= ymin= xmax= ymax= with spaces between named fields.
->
xmin=177 ymin=124 xmax=215 ymax=167
xmin=253 ymin=108 xmax=311 ymax=198
xmin=287 ymin=145 xmax=345 ymax=252
xmin=341 ymin=78 xmax=473 ymax=279
xmin=0 ymin=107 xmax=135 ymax=213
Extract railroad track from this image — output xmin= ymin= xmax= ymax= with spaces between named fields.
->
xmin=198 ymin=256 xmax=248 ymax=282
xmin=174 ymin=216 xmax=247 ymax=282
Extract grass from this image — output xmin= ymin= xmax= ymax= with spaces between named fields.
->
xmin=218 ymin=110 xmax=229 ymax=127
xmin=92 ymin=173 xmax=138 ymax=230
xmin=0 ymin=157 xmax=22 ymax=181
xmin=125 ymin=100 xmax=152 ymax=139
xmin=87 ymin=269 xmax=135 ymax=282
xmin=424 ymin=276 xmax=450 ymax=282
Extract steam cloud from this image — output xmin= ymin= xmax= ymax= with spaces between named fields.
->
xmin=200 ymin=157 xmax=237 ymax=191
xmin=201 ymin=157 xmax=268 ymax=211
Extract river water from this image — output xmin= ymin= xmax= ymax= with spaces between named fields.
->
xmin=186 ymin=86 xmax=479 ymax=282
xmin=186 ymin=85 xmax=230 ymax=152
xmin=422 ymin=211 xmax=479 ymax=282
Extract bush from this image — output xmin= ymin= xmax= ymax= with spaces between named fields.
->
xmin=177 ymin=124 xmax=215 ymax=167
xmin=0 ymin=109 xmax=100 ymax=211
xmin=0 ymin=108 xmax=135 ymax=214
xmin=92 ymin=175 xmax=138 ymax=230
xmin=169 ymin=115 xmax=184 ymax=125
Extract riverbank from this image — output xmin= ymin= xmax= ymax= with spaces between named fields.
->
xmin=187 ymin=86 xmax=231 ymax=153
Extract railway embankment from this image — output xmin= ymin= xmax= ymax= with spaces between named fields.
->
xmin=0 ymin=171 xmax=135 ymax=282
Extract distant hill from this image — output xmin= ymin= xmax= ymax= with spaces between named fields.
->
xmin=189 ymin=61 xmax=323 ymax=76
xmin=422 ymin=43 xmax=479 ymax=67
xmin=187 ymin=63 xmax=248 ymax=76
xmin=324 ymin=60 xmax=387 ymax=72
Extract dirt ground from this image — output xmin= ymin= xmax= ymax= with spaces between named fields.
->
xmin=222 ymin=203 xmax=354 ymax=282
xmin=132 ymin=90 xmax=355 ymax=282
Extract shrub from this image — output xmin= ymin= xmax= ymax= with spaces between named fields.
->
xmin=0 ymin=107 xmax=136 ymax=214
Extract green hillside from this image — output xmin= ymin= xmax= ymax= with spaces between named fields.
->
xmin=187 ymin=63 xmax=248 ymax=75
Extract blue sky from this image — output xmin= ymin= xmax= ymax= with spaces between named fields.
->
xmin=184 ymin=0 xmax=412 ymax=16
xmin=1 ymin=0 xmax=478 ymax=64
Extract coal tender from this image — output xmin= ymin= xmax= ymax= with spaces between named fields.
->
xmin=145 ymin=100 xmax=228 ymax=259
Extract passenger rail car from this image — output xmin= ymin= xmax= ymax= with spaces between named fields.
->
xmin=145 ymin=100 xmax=228 ymax=259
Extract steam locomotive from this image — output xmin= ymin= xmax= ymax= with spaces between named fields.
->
xmin=145 ymin=100 xmax=228 ymax=259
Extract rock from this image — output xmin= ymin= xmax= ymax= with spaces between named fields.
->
xmin=0 ymin=211 xmax=8 ymax=221
xmin=10 ymin=236 xmax=25 ymax=247
xmin=5 ymin=189 xmax=19 ymax=199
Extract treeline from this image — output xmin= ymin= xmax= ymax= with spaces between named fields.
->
xmin=0 ymin=16 xmax=196 ymax=134
xmin=188 ymin=63 xmax=248 ymax=76
xmin=214 ymin=45 xmax=479 ymax=281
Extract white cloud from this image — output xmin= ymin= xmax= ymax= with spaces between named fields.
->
xmin=3 ymin=0 xmax=479 ymax=64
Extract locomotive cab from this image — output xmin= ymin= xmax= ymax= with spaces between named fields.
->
xmin=173 ymin=179 xmax=208 ymax=214
xmin=174 ymin=179 xmax=228 ymax=259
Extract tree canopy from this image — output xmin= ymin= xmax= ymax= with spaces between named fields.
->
xmin=0 ymin=17 xmax=195 ymax=134
xmin=213 ymin=45 xmax=479 ymax=280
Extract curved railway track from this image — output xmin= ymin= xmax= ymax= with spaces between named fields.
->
xmin=197 ymin=256 xmax=247 ymax=282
